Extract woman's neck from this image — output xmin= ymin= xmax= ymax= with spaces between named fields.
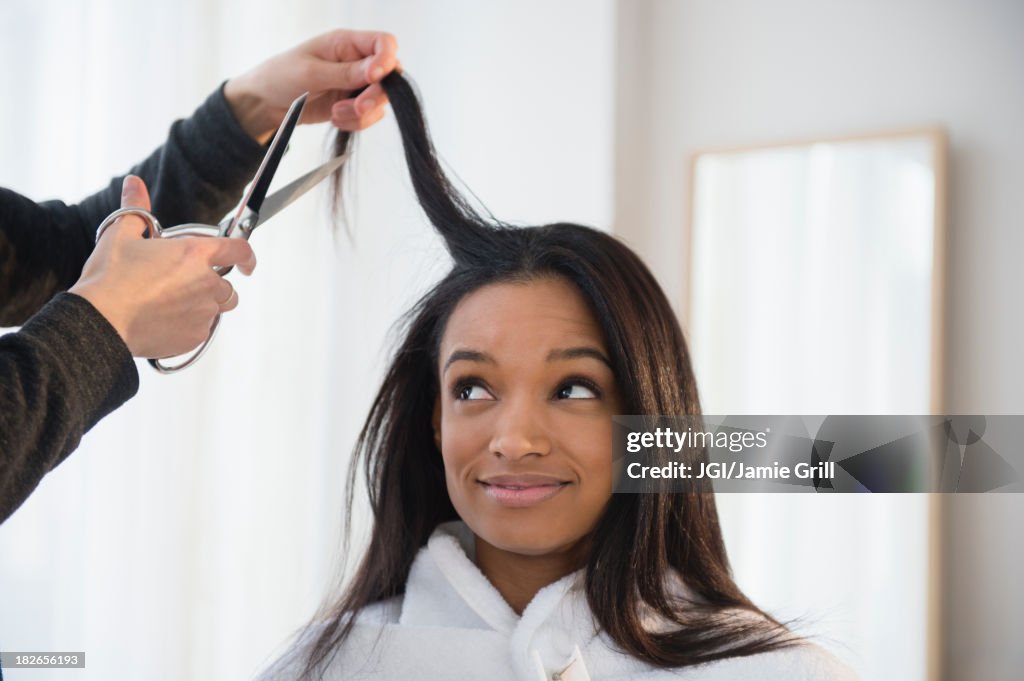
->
xmin=473 ymin=535 xmax=587 ymax=615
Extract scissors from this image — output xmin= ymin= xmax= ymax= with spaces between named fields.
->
xmin=94 ymin=92 xmax=346 ymax=374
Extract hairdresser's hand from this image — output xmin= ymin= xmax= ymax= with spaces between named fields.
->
xmin=224 ymin=29 xmax=400 ymax=144
xmin=69 ymin=176 xmax=257 ymax=359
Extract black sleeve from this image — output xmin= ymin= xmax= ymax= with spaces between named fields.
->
xmin=0 ymin=83 xmax=266 ymax=326
xmin=0 ymin=294 xmax=138 ymax=523
xmin=0 ymin=84 xmax=266 ymax=524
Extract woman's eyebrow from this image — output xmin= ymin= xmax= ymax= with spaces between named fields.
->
xmin=443 ymin=349 xmax=495 ymax=373
xmin=547 ymin=346 xmax=612 ymax=368
xmin=443 ymin=346 xmax=611 ymax=373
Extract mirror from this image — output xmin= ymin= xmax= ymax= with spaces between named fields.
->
xmin=687 ymin=130 xmax=947 ymax=681
xmin=689 ymin=130 xmax=946 ymax=414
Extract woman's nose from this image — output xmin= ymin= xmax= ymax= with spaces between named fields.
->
xmin=488 ymin=397 xmax=551 ymax=460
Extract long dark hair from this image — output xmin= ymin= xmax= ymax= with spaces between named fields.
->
xmin=298 ymin=72 xmax=795 ymax=678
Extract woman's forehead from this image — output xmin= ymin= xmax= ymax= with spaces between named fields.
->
xmin=439 ymin=278 xmax=606 ymax=358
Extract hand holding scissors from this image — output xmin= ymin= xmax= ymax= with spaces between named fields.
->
xmin=94 ymin=93 xmax=347 ymax=374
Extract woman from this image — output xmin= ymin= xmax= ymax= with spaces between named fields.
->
xmin=257 ymin=73 xmax=857 ymax=681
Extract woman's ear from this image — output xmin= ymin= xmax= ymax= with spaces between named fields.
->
xmin=432 ymin=397 xmax=442 ymax=449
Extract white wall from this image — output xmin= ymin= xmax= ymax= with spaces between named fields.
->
xmin=614 ymin=1 xmax=1024 ymax=679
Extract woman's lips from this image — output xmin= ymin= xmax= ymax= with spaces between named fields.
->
xmin=477 ymin=475 xmax=570 ymax=508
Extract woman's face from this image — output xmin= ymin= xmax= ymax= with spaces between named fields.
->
xmin=434 ymin=276 xmax=622 ymax=557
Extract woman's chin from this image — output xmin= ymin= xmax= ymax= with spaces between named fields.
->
xmin=470 ymin=519 xmax=586 ymax=560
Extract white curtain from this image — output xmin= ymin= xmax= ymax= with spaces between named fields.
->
xmin=0 ymin=1 xmax=616 ymax=679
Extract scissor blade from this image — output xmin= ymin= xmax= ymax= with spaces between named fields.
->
xmin=231 ymin=93 xmax=308 ymax=231
xmin=255 ymin=154 xmax=347 ymax=226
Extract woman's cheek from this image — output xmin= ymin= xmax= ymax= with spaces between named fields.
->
xmin=557 ymin=414 xmax=615 ymax=486
xmin=440 ymin=419 xmax=484 ymax=483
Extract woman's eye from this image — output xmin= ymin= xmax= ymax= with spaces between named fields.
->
xmin=556 ymin=382 xmax=599 ymax=400
xmin=455 ymin=384 xmax=493 ymax=401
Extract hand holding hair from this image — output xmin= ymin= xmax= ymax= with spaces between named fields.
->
xmin=69 ymin=176 xmax=256 ymax=359
xmin=223 ymin=28 xmax=400 ymax=143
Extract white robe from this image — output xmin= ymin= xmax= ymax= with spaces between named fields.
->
xmin=255 ymin=522 xmax=859 ymax=681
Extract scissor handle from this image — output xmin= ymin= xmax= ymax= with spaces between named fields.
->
xmin=93 ymin=208 xmax=226 ymax=375
xmin=95 ymin=206 xmax=164 ymax=240
xmin=148 ymin=315 xmax=221 ymax=374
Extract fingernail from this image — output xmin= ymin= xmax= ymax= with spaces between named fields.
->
xmin=370 ymin=66 xmax=384 ymax=81
xmin=361 ymin=98 xmax=377 ymax=114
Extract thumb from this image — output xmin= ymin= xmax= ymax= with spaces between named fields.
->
xmin=309 ymin=57 xmax=374 ymax=92
xmin=115 ymin=175 xmax=153 ymax=239
xmin=121 ymin=174 xmax=151 ymax=210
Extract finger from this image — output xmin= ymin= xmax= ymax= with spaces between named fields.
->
xmin=328 ymin=84 xmax=387 ymax=119
xmin=220 ymin=288 xmax=239 ymax=313
xmin=110 ymin=175 xmax=153 ymax=239
xmin=331 ymin=99 xmax=387 ymax=132
xmin=215 ymin=280 xmax=238 ymax=312
xmin=313 ymin=30 xmax=398 ymax=85
xmin=355 ymin=105 xmax=387 ymax=131
xmin=330 ymin=99 xmax=358 ymax=125
xmin=365 ymin=33 xmax=399 ymax=82
xmin=304 ymin=57 xmax=367 ymax=92
xmin=319 ymin=29 xmax=397 ymax=65
xmin=353 ymin=83 xmax=387 ymax=115
xmin=308 ymin=51 xmax=398 ymax=94
xmin=121 ymin=174 xmax=151 ymax=210
xmin=198 ymin=237 xmax=258 ymax=271
xmin=331 ymin=84 xmax=389 ymax=121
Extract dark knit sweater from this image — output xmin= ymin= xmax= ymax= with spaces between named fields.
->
xmin=0 ymin=85 xmax=266 ymax=524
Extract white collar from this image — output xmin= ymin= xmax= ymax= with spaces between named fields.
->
xmin=383 ymin=522 xmax=851 ymax=681
xmin=399 ymin=521 xmax=585 ymax=632
xmin=399 ymin=521 xmax=596 ymax=680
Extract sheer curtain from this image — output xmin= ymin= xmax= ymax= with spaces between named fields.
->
xmin=0 ymin=1 xmax=615 ymax=679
